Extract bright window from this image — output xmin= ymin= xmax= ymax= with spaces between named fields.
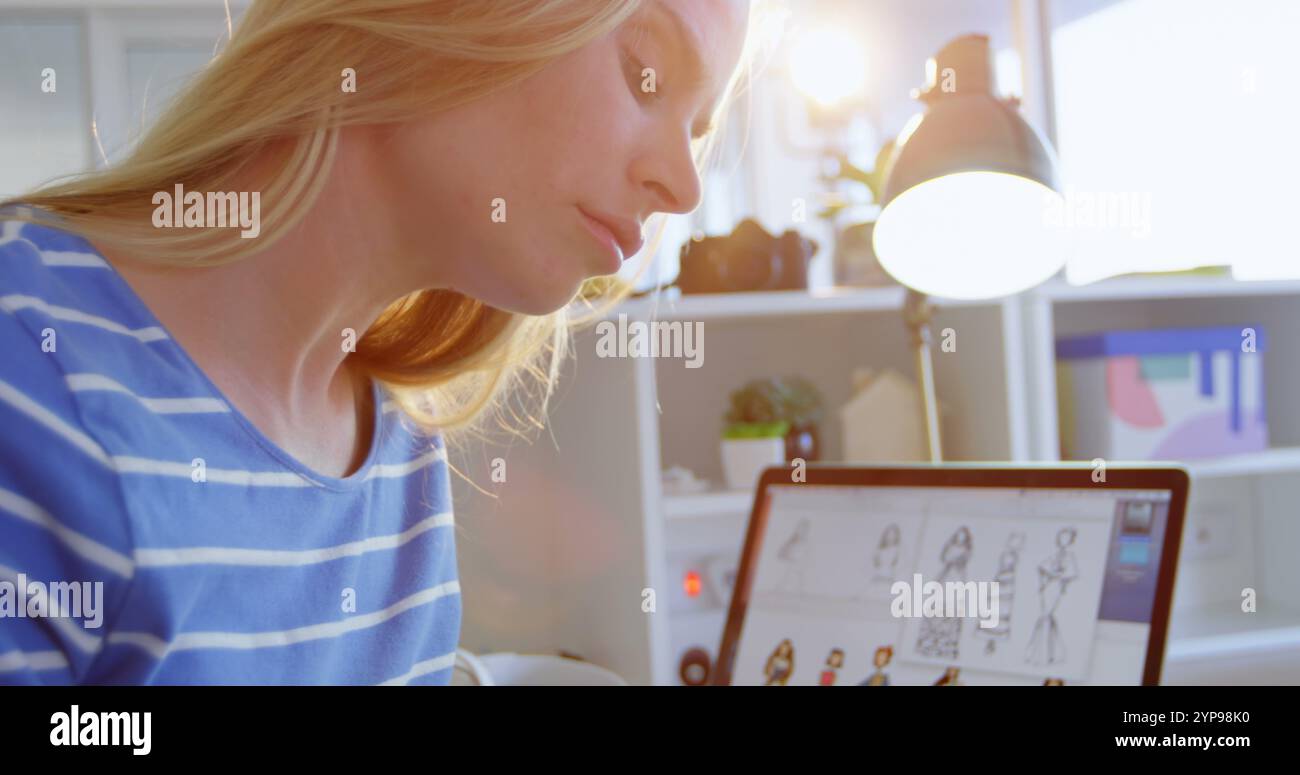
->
xmin=1051 ymin=0 xmax=1300 ymax=282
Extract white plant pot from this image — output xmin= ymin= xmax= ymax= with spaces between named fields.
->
xmin=721 ymin=437 xmax=785 ymax=491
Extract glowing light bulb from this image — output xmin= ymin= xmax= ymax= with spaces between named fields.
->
xmin=789 ymin=27 xmax=868 ymax=109
xmin=873 ymin=172 xmax=1068 ymax=299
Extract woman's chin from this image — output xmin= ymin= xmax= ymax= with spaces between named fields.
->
xmin=486 ymin=285 xmax=582 ymax=317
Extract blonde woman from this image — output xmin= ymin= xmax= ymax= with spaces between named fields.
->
xmin=0 ymin=0 xmax=751 ymax=685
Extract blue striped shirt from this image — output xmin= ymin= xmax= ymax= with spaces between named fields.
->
xmin=0 ymin=214 xmax=461 ymax=685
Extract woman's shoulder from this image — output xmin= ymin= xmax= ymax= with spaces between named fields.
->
xmin=0 ymin=213 xmax=139 ymax=524
xmin=0 ymin=211 xmax=169 ymax=380
xmin=1 ymin=209 xmax=120 ymax=300
xmin=0 ymin=215 xmax=83 ymax=371
xmin=1 ymin=208 xmax=110 ymax=261
xmin=2 ymin=211 xmax=115 ymax=319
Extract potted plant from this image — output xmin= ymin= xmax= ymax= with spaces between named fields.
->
xmin=778 ymin=376 xmax=825 ymax=462
xmin=819 ymin=140 xmax=898 ymax=288
xmin=721 ymin=377 xmax=826 ymax=490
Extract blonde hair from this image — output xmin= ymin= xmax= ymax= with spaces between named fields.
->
xmin=3 ymin=0 xmax=753 ymax=452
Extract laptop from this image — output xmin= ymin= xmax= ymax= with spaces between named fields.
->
xmin=711 ymin=464 xmax=1189 ymax=686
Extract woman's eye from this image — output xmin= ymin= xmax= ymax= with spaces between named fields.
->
xmin=623 ymin=52 xmax=660 ymax=103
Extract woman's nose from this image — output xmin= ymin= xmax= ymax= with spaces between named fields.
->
xmin=632 ymin=136 xmax=703 ymax=216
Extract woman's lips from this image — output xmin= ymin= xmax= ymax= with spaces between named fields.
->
xmin=578 ymin=206 xmax=644 ymax=264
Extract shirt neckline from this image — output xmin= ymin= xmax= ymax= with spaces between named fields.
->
xmin=55 ymin=222 xmax=389 ymax=493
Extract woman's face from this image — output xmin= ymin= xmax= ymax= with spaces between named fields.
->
xmin=368 ymin=0 xmax=750 ymax=315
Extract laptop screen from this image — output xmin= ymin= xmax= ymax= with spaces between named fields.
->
xmin=726 ymin=482 xmax=1178 ymax=686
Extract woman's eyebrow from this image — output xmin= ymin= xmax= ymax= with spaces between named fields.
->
xmin=642 ymin=2 xmax=722 ymax=139
xmin=645 ymin=2 xmax=709 ymax=89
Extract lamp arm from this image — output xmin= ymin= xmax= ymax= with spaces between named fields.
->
xmin=903 ymin=289 xmax=944 ymax=462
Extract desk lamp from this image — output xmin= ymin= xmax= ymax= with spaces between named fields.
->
xmin=873 ymin=34 xmax=1065 ymax=460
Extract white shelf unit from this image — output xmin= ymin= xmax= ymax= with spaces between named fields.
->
xmin=1023 ymin=275 xmax=1300 ymax=685
xmin=452 ymin=287 xmax=1025 ymax=684
xmin=451 ymin=278 xmax=1300 ymax=685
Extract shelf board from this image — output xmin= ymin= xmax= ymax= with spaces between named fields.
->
xmin=1185 ymin=448 xmax=1300 ymax=478
xmin=1167 ymin=598 xmax=1300 ymax=661
xmin=605 ymin=274 xmax=1300 ymax=321
xmin=662 ymin=490 xmax=754 ymax=519
xmin=1035 ymin=274 xmax=1300 ymax=303
xmin=1047 ymin=450 xmax=1300 ymax=479
xmin=606 ymin=286 xmax=996 ymax=322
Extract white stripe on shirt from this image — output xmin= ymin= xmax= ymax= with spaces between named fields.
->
xmin=364 ymin=447 xmax=447 ymax=480
xmin=112 ymin=456 xmax=312 ymax=486
xmin=0 ymin=649 xmax=70 ymax=673
xmin=0 ymin=221 xmax=108 ymax=268
xmin=134 ymin=511 xmax=454 ymax=568
xmin=0 ymin=378 xmax=312 ymax=487
xmin=41 ymin=251 xmax=110 ymax=268
xmin=108 ymin=580 xmax=461 ymax=659
xmin=378 ymin=650 xmax=458 ymax=686
xmin=0 ymin=487 xmax=135 ymax=579
xmin=0 ymin=294 xmax=167 ymax=342
xmin=0 ymin=377 xmax=112 ymax=465
xmin=66 ymin=373 xmax=229 ymax=414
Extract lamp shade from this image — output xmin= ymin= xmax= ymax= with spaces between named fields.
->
xmin=873 ymin=35 xmax=1066 ymax=300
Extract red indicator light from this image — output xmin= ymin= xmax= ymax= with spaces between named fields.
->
xmin=683 ymin=570 xmax=702 ymax=598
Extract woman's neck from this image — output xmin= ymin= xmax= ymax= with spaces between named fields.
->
xmin=96 ymin=139 xmax=436 ymax=477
